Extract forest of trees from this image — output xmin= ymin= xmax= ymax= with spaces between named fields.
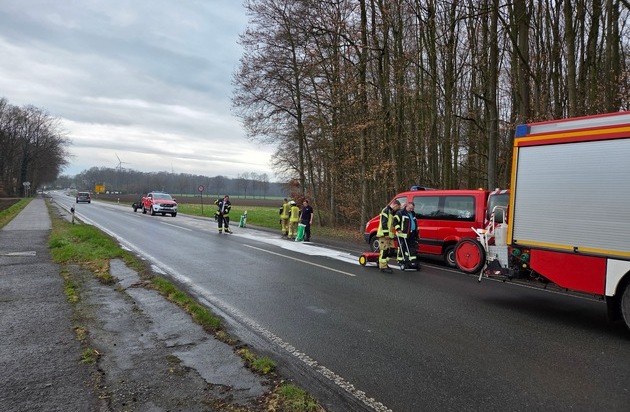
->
xmin=232 ymin=0 xmax=630 ymax=228
xmin=0 ymin=97 xmax=69 ymax=196
xmin=54 ymin=168 xmax=285 ymax=198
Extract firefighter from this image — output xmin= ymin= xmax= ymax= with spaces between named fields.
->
xmin=288 ymin=200 xmax=300 ymax=239
xmin=215 ymin=195 xmax=232 ymax=234
xmin=280 ymin=198 xmax=290 ymax=238
xmin=394 ymin=201 xmax=419 ymax=269
xmin=377 ymin=199 xmax=401 ymax=272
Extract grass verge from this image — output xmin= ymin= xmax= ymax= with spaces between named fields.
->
xmin=0 ymin=198 xmax=31 ymax=229
xmin=49 ymin=219 xmax=140 ymax=284
xmin=47 ymin=203 xmax=322 ymax=411
xmin=80 ymin=348 xmax=100 ymax=364
xmin=276 ymin=383 xmax=323 ymax=412
xmin=150 ymin=277 xmax=221 ymax=332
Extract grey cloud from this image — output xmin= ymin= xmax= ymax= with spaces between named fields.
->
xmin=0 ymin=0 xmax=272 ymax=179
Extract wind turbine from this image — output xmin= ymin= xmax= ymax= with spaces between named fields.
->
xmin=115 ymin=153 xmax=130 ymax=172
xmin=114 ymin=153 xmax=131 ymax=194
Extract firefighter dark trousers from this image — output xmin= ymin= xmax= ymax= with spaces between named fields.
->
xmin=397 ymin=233 xmax=417 ymax=266
xmin=218 ymin=215 xmax=230 ymax=232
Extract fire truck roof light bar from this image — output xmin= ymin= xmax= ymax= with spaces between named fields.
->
xmin=514 ymin=111 xmax=630 ymax=138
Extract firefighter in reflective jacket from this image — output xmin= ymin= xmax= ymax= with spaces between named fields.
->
xmin=280 ymin=198 xmax=291 ymax=237
xmin=214 ymin=195 xmax=232 ymax=234
xmin=394 ymin=201 xmax=419 ymax=269
xmin=288 ymin=200 xmax=300 ymax=239
xmin=376 ymin=199 xmax=401 ymax=272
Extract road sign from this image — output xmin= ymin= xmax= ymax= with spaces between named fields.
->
xmin=198 ymin=185 xmax=204 ymax=193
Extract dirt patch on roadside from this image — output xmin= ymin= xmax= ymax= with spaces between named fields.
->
xmin=69 ymin=260 xmax=276 ymax=411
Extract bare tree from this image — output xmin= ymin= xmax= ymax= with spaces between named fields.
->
xmin=231 ymin=0 xmax=630 ymax=226
xmin=0 ymin=99 xmax=69 ymax=196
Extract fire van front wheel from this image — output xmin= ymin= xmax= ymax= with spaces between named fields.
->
xmin=454 ymin=238 xmax=486 ymax=274
xmin=443 ymin=245 xmax=456 ymax=268
xmin=369 ymin=235 xmax=380 ymax=252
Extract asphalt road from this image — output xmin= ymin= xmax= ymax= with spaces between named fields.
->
xmin=52 ymin=192 xmax=630 ymax=411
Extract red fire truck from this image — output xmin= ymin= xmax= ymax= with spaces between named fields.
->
xmin=454 ymin=111 xmax=630 ymax=330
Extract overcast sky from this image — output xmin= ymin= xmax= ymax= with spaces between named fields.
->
xmin=0 ymin=0 xmax=276 ymax=179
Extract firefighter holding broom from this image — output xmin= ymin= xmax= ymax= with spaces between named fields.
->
xmin=394 ymin=201 xmax=419 ymax=270
xmin=279 ymin=198 xmax=290 ymax=238
xmin=215 ymin=195 xmax=232 ymax=234
xmin=288 ymin=200 xmax=300 ymax=239
xmin=376 ymin=199 xmax=401 ymax=273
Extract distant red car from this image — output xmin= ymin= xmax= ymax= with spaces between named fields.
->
xmin=364 ymin=188 xmax=509 ymax=267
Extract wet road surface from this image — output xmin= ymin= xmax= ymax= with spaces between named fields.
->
xmin=51 ymin=192 xmax=630 ymax=411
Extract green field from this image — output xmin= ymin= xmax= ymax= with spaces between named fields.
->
xmin=177 ymin=202 xmax=363 ymax=243
xmin=177 ymin=204 xmax=282 ymax=229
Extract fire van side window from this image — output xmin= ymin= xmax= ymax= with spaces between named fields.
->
xmin=414 ymin=196 xmax=440 ymax=219
xmin=442 ymin=196 xmax=475 ymax=221
xmin=414 ymin=195 xmax=475 ymax=221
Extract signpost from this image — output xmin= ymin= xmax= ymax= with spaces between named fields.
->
xmin=198 ymin=185 xmax=205 ymax=215
xmin=23 ymin=181 xmax=31 ymax=197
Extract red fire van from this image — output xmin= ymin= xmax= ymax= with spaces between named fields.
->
xmin=363 ymin=188 xmax=509 ymax=267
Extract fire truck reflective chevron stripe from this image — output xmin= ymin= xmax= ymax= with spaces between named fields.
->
xmin=484 ymin=189 xmax=509 ymax=227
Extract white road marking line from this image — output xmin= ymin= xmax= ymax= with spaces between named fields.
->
xmin=160 ymin=221 xmax=193 ymax=231
xmin=1 ymin=251 xmax=37 ymax=256
xmin=163 ymin=272 xmax=391 ymax=412
xmin=243 ymin=244 xmax=356 ymax=277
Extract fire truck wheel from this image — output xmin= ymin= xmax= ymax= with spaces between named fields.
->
xmin=621 ymin=282 xmax=630 ymax=331
xmin=454 ymin=238 xmax=486 ymax=274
